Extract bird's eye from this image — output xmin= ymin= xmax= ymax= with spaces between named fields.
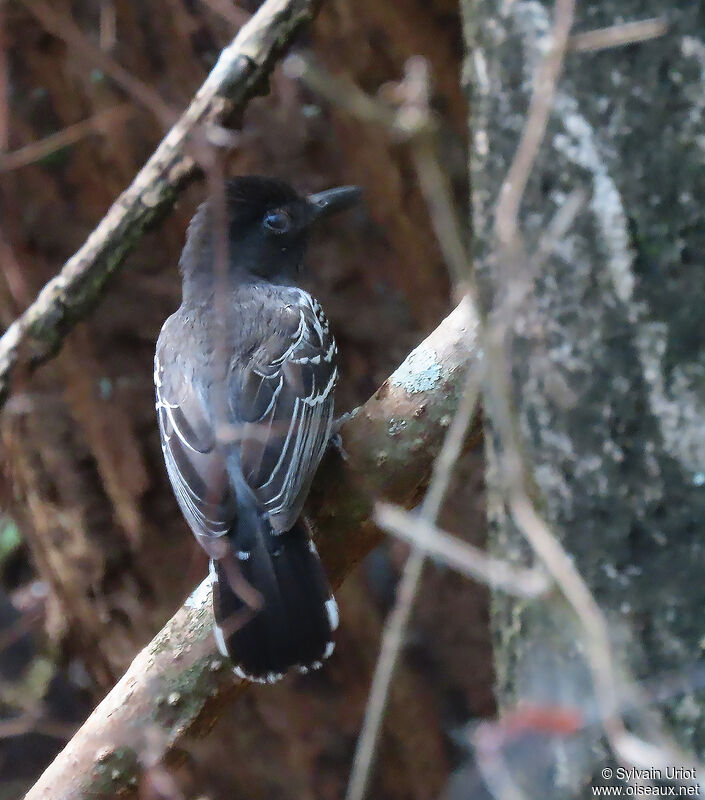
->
xmin=263 ymin=209 xmax=292 ymax=234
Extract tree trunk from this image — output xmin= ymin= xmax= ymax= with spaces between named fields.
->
xmin=462 ymin=0 xmax=705 ymax=794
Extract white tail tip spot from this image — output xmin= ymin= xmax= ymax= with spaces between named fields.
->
xmin=325 ymin=596 xmax=339 ymax=632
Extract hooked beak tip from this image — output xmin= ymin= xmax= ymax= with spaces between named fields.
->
xmin=308 ymin=185 xmax=362 ymax=220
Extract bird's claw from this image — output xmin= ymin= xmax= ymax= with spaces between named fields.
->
xmin=329 ymin=410 xmax=357 ymax=461
xmin=331 ymin=410 xmax=353 ymax=435
xmin=329 ymin=431 xmax=349 ymax=462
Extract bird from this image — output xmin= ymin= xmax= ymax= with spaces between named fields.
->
xmin=154 ymin=175 xmax=360 ymax=683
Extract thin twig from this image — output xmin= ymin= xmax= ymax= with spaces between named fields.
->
xmin=98 ymin=0 xmax=116 ymax=51
xmin=346 ymin=365 xmax=481 ymax=800
xmin=288 ymin=51 xmax=485 ymax=800
xmin=403 ymin=59 xmax=473 ymax=300
xmin=507 ymin=489 xmax=702 ymax=777
xmin=480 ymin=0 xmax=634 ymax=769
xmin=200 ymin=134 xmax=266 ymax=627
xmin=494 ymin=0 xmax=576 ymax=248
xmin=0 ymin=714 xmax=75 ymax=741
xmin=421 ymin=365 xmax=481 ymax=519
xmin=483 ymin=0 xmax=696 ymax=785
xmin=344 ymin=64 xmax=486 ymax=795
xmin=200 ymin=0 xmax=251 ymax=27
xmin=286 ymin=52 xmax=479 ymax=307
xmin=509 ymin=491 xmax=620 ymax=724
xmin=411 ymin=137 xmax=471 ymax=301
xmin=22 ymin=0 xmax=176 ymax=127
xmin=533 ymin=187 xmax=586 ymax=267
xmin=375 ymin=502 xmax=549 ymax=598
xmin=0 ymin=229 xmax=32 ymax=311
xmin=344 ymin=547 xmax=426 ymax=800
xmin=0 ymin=104 xmax=132 ymax=172
xmin=0 ymin=0 xmax=8 ymax=152
xmin=284 ymin=54 xmax=398 ymax=130
xmin=484 ymin=0 xmax=631 ymax=758
xmin=568 ymin=18 xmax=668 ymax=54
xmin=0 ymin=0 xmax=324 ymax=407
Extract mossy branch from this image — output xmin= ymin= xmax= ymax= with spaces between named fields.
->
xmin=24 ymin=297 xmax=480 ymax=800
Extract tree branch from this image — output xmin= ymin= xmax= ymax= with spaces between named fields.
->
xmin=24 ymin=296 xmax=480 ymax=800
xmin=0 ymin=0 xmax=322 ymax=405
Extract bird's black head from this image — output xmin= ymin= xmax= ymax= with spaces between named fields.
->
xmin=180 ymin=176 xmax=360 ymax=291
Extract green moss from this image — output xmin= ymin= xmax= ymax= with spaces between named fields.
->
xmin=83 ymin=746 xmax=139 ymax=798
xmin=148 ymin=606 xmax=211 ymax=660
xmin=25 ymin=182 xmax=185 ymax=359
xmin=0 ymin=517 xmax=21 ymax=562
xmin=153 ymin=657 xmax=223 ymax=733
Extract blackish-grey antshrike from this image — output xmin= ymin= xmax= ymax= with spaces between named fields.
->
xmin=155 ymin=176 xmax=360 ymax=682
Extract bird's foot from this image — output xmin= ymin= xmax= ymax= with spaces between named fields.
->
xmin=331 ymin=410 xmax=353 ymax=435
xmin=329 ymin=431 xmax=349 ymax=462
xmin=329 ymin=409 xmax=359 ymax=461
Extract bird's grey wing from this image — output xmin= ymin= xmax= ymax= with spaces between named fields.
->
xmin=155 ymin=332 xmax=237 ymax=559
xmin=231 ymin=291 xmax=337 ymax=531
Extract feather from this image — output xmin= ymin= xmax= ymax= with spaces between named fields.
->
xmin=231 ymin=289 xmax=338 ymax=532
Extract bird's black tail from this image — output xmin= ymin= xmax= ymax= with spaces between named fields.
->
xmin=210 ymin=517 xmax=337 ymax=683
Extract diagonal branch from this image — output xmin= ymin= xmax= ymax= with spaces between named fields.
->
xmin=24 ymin=296 xmax=480 ymax=800
xmin=0 ymin=0 xmax=323 ymax=405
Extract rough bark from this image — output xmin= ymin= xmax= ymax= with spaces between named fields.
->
xmin=462 ymin=0 xmax=705 ymax=794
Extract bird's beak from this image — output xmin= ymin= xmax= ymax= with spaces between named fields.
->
xmin=307 ymin=185 xmax=362 ymax=221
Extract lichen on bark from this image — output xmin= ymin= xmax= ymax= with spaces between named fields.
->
xmin=462 ymin=0 xmax=705 ymax=790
